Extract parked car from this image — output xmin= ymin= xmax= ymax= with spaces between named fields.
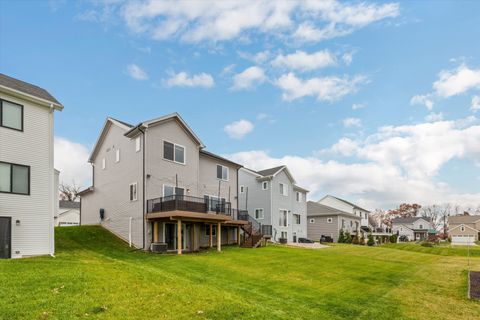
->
xmin=320 ymin=235 xmax=334 ymax=243
xmin=278 ymin=238 xmax=288 ymax=244
xmin=298 ymin=238 xmax=314 ymax=243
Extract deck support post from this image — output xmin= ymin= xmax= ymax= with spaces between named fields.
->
xmin=177 ymin=219 xmax=182 ymax=255
xmin=209 ymin=224 xmax=213 ymax=248
xmin=153 ymin=221 xmax=159 ymax=242
xmin=217 ymin=222 xmax=221 ymax=252
xmin=237 ymin=226 xmax=241 ymax=245
xmin=192 ymin=223 xmax=196 ymax=251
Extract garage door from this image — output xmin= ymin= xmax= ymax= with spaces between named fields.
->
xmin=452 ymin=235 xmax=475 ymax=244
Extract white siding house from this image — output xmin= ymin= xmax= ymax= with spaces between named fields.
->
xmin=0 ymin=73 xmax=63 ymax=259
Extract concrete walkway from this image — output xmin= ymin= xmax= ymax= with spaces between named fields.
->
xmin=286 ymin=242 xmax=330 ymax=249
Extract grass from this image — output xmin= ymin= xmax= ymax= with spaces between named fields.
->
xmin=382 ymin=242 xmax=480 ymax=257
xmin=0 ymin=226 xmax=479 ymax=320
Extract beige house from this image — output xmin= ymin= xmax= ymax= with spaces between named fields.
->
xmin=448 ymin=215 xmax=480 ymax=245
xmin=79 ymin=113 xmax=269 ymax=254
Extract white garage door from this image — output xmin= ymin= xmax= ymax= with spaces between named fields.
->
xmin=452 ymin=235 xmax=475 ymax=244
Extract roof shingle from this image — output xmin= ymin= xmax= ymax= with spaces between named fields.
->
xmin=0 ymin=73 xmax=61 ymax=106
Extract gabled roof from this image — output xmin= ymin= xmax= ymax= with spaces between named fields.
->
xmin=124 ymin=113 xmax=205 ymax=148
xmin=255 ymin=166 xmax=285 ymax=177
xmin=89 ymin=117 xmax=132 ymax=162
xmin=307 ymin=201 xmax=360 ymax=220
xmin=199 ymin=150 xmax=242 ymax=168
xmin=392 ymin=217 xmax=431 ymax=224
xmin=448 ymin=215 xmax=480 ymax=224
xmin=448 ymin=223 xmax=479 ymax=233
xmin=0 ymin=73 xmax=63 ymax=109
xmin=319 ymin=195 xmax=370 ymax=212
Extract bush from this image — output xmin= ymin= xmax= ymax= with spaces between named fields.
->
xmin=367 ymin=234 xmax=375 ymax=246
xmin=420 ymin=241 xmax=433 ymax=247
xmin=389 ymin=234 xmax=398 ymax=243
xmin=338 ymin=229 xmax=345 ymax=243
xmin=344 ymin=231 xmax=352 ymax=244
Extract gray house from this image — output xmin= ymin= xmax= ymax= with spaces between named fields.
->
xmin=238 ymin=166 xmax=308 ymax=243
xmin=79 ymin=113 xmax=267 ymax=254
xmin=307 ymin=202 xmax=361 ymax=242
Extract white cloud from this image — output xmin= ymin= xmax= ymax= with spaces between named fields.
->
xmin=120 ymin=0 xmax=399 ymax=43
xmin=226 ymin=117 xmax=480 ymax=208
xmin=343 ymin=117 xmax=362 ymax=128
xmin=54 ymin=137 xmax=91 ymax=187
xmin=126 ymin=64 xmax=148 ymax=80
xmin=224 ymin=119 xmax=254 ymax=139
xmin=342 ymin=52 xmax=353 ymax=65
xmin=276 ymin=72 xmax=367 ymax=102
xmin=425 ymin=112 xmax=444 ymax=122
xmin=352 ymin=103 xmax=366 ymax=110
xmin=433 ymin=64 xmax=480 ymax=98
xmin=410 ymin=94 xmax=434 ymax=110
xmin=164 ymin=71 xmax=214 ymax=88
xmin=271 ymin=50 xmax=336 ymax=72
xmin=231 ymin=66 xmax=266 ymax=90
xmin=471 ymin=95 xmax=480 ymax=113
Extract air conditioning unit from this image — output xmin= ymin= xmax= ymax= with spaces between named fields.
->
xmin=150 ymin=242 xmax=167 ymax=253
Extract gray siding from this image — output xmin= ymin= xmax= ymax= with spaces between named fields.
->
xmin=307 ymin=215 xmax=339 ymax=241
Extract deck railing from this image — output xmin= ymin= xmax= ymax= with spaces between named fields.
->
xmin=147 ymin=195 xmax=234 ymax=216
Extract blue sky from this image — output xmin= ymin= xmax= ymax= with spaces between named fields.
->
xmin=1 ymin=0 xmax=479 ymax=209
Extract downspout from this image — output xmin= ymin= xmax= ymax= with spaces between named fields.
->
xmin=49 ymin=104 xmax=55 ymax=257
xmin=138 ymin=126 xmax=146 ymax=250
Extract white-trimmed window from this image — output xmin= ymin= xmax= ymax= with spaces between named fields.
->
xmin=255 ymin=208 xmax=264 ymax=220
xmin=309 ymin=218 xmax=315 ymax=224
xmin=262 ymin=181 xmax=268 ymax=190
xmin=296 ymin=192 xmax=302 ymax=202
xmin=327 ymin=218 xmax=333 ymax=223
xmin=163 ymin=185 xmax=185 ymax=197
xmin=116 ymin=149 xmax=120 ymax=163
xmin=216 ymin=165 xmax=229 ymax=180
xmin=129 ymin=183 xmax=138 ymax=201
xmin=240 ymin=185 xmax=245 ymax=193
xmin=1 ymin=99 xmax=23 ymax=131
xmin=163 ymin=141 xmax=185 ymax=164
xmin=293 ymin=214 xmax=301 ymax=224
xmin=279 ymin=209 xmax=288 ymax=227
xmin=279 ymin=183 xmax=288 ymax=196
xmin=102 ymin=158 xmax=106 ymax=170
xmin=419 ymin=224 xmax=423 ymax=229
xmin=0 ymin=161 xmax=30 ymax=195
xmin=135 ymin=137 xmax=141 ymax=152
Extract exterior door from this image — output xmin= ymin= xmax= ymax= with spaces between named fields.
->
xmin=0 ymin=217 xmax=11 ymax=259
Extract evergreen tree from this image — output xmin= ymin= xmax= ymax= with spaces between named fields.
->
xmin=367 ymin=233 xmax=375 ymax=246
xmin=338 ymin=229 xmax=345 ymax=243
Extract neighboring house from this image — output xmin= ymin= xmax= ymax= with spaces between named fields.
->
xmin=392 ymin=217 xmax=435 ymax=241
xmin=238 ymin=166 xmax=308 ymax=243
xmin=80 ymin=113 xmax=268 ymax=254
xmin=307 ymin=202 xmax=361 ymax=242
xmin=55 ymin=201 xmax=80 ymax=227
xmin=317 ymin=195 xmax=370 ymax=228
xmin=0 ymin=73 xmax=63 ymax=259
xmin=448 ymin=215 xmax=480 ymax=245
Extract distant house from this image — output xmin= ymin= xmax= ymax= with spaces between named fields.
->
xmin=448 ymin=215 xmax=480 ymax=245
xmin=0 ymin=73 xmax=63 ymax=259
xmin=55 ymin=201 xmax=80 ymax=227
xmin=307 ymin=201 xmax=361 ymax=242
xmin=392 ymin=217 xmax=435 ymax=241
xmin=238 ymin=166 xmax=308 ymax=243
xmin=317 ymin=195 xmax=370 ymax=228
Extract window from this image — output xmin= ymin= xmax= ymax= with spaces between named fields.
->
xmin=279 ymin=183 xmax=288 ymax=196
xmin=163 ymin=141 xmax=185 ymax=164
xmin=1 ymin=99 xmax=23 ymax=131
xmin=102 ymin=158 xmax=106 ymax=170
xmin=163 ymin=185 xmax=185 ymax=197
xmin=262 ymin=181 xmax=268 ymax=190
xmin=216 ymin=165 xmax=229 ymax=180
xmin=240 ymin=185 xmax=245 ymax=193
xmin=309 ymin=218 xmax=315 ymax=224
xmin=419 ymin=224 xmax=423 ymax=229
xmin=279 ymin=209 xmax=288 ymax=227
xmin=293 ymin=214 xmax=301 ymax=224
xmin=296 ymin=192 xmax=302 ymax=202
xmin=461 ymin=226 xmax=465 ymax=232
xmin=255 ymin=208 xmax=264 ymax=220
xmin=205 ymin=225 xmax=217 ymax=236
xmin=116 ymin=149 xmax=120 ymax=163
xmin=204 ymin=195 xmax=226 ymax=212
xmin=280 ymin=231 xmax=287 ymax=239
xmin=135 ymin=137 xmax=141 ymax=152
xmin=327 ymin=218 xmax=333 ymax=223
xmin=0 ymin=161 xmax=30 ymax=195
xmin=129 ymin=183 xmax=137 ymax=201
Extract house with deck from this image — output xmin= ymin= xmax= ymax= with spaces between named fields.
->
xmin=392 ymin=217 xmax=435 ymax=241
xmin=448 ymin=215 xmax=480 ymax=245
xmin=79 ymin=113 xmax=270 ymax=254
xmin=0 ymin=73 xmax=63 ymax=259
xmin=238 ymin=166 xmax=308 ymax=243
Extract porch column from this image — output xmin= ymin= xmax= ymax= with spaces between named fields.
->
xmin=177 ymin=219 xmax=182 ymax=255
xmin=209 ymin=224 xmax=213 ymax=248
xmin=217 ymin=222 xmax=221 ymax=252
xmin=237 ymin=226 xmax=241 ymax=245
xmin=192 ymin=223 xmax=196 ymax=251
xmin=153 ymin=221 xmax=159 ymax=243
xmin=226 ymin=227 xmax=229 ymax=244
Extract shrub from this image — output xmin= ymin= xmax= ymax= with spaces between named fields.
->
xmin=420 ymin=241 xmax=433 ymax=247
xmin=367 ymin=234 xmax=375 ymax=246
xmin=389 ymin=234 xmax=398 ymax=243
xmin=338 ymin=229 xmax=345 ymax=243
xmin=344 ymin=231 xmax=352 ymax=244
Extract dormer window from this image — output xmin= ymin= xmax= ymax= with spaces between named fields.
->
xmin=1 ymin=99 xmax=23 ymax=131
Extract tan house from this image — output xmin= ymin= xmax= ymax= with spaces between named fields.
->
xmin=448 ymin=215 xmax=480 ymax=245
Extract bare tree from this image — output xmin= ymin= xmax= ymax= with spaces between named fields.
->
xmin=59 ymin=181 xmax=81 ymax=202
xmin=421 ymin=204 xmax=451 ymax=231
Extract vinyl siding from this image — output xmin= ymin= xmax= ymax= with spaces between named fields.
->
xmin=307 ymin=215 xmax=339 ymax=241
xmin=238 ymin=169 xmax=272 ymax=224
xmin=0 ymin=92 xmax=55 ymax=258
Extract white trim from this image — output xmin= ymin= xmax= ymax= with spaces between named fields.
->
xmin=254 ymin=208 xmax=264 ymax=220
xmin=135 ymin=137 xmax=141 ymax=152
xmin=101 ymin=157 xmax=106 ymax=170
xmin=163 ymin=184 xmax=185 ymax=197
xmin=293 ymin=213 xmax=301 ymax=224
xmin=309 ymin=218 xmax=315 ymax=224
xmin=216 ymin=164 xmax=229 ymax=181
xmin=448 ymin=224 xmax=480 ymax=233
xmin=129 ymin=182 xmax=138 ymax=201
xmin=162 ymin=139 xmax=186 ymax=165
xmin=262 ymin=181 xmax=268 ymax=190
xmin=115 ymin=149 xmax=120 ymax=163
xmin=279 ymin=208 xmax=288 ymax=227
xmin=327 ymin=217 xmax=333 ymax=223
xmin=239 ymin=185 xmax=245 ymax=193
xmin=279 ymin=183 xmax=288 ymax=196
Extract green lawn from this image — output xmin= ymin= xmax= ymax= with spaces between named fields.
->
xmin=1 ymin=226 xmax=479 ymax=320
xmin=382 ymin=242 xmax=480 ymax=257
